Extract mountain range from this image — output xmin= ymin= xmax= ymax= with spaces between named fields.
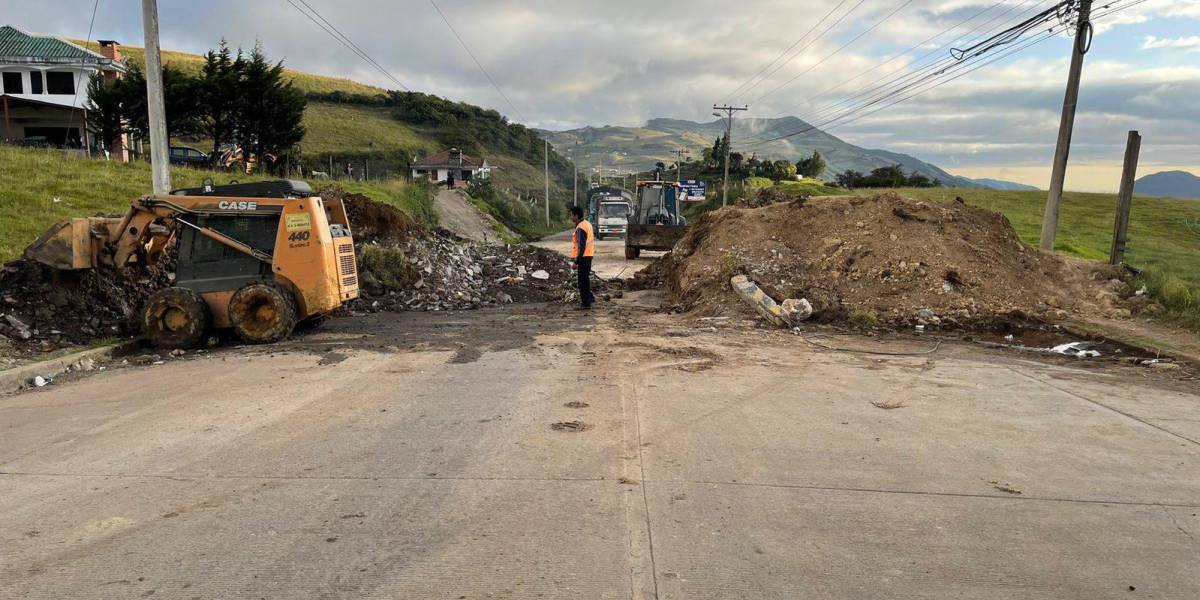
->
xmin=540 ymin=116 xmax=1029 ymax=190
xmin=1134 ymin=170 xmax=1200 ymax=199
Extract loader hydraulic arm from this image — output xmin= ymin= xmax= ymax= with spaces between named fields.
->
xmin=109 ymin=196 xmax=274 ymax=268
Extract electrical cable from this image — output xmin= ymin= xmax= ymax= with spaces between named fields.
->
xmin=735 ymin=0 xmax=870 ymax=102
xmin=748 ymin=0 xmax=916 ymax=105
xmin=430 ymin=0 xmax=523 ymax=122
xmin=290 ymin=0 xmax=408 ymax=90
xmin=799 ymin=334 xmax=943 ymax=355
xmin=736 ymin=0 xmax=1051 ymax=146
xmin=736 ymin=0 xmax=1130 ymax=150
xmin=285 ymin=0 xmax=409 ymax=91
xmin=721 ymin=0 xmax=852 ymax=103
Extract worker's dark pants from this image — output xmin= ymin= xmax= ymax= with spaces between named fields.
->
xmin=577 ymin=257 xmax=595 ymax=307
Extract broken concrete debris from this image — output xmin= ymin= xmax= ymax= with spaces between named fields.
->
xmin=729 ymin=275 xmax=811 ymax=327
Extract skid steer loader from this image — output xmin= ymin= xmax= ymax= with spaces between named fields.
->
xmin=25 ymin=180 xmax=359 ymax=349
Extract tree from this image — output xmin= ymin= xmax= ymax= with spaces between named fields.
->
xmin=120 ymin=64 xmax=201 ymax=142
xmin=85 ymin=72 xmax=123 ymax=150
xmin=198 ymin=40 xmax=243 ymax=165
xmin=796 ymin=150 xmax=825 ymax=178
xmin=835 ymin=169 xmax=864 ymax=188
xmin=234 ymin=44 xmax=306 ymax=172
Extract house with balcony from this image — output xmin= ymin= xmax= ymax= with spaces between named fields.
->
xmin=0 ymin=25 xmax=127 ymax=156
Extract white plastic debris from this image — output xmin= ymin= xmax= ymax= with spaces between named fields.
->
xmin=1049 ymin=342 xmax=1101 ymax=358
xmin=1136 ymin=285 xmax=1147 ymax=296
xmin=32 ymin=375 xmax=49 ymax=387
xmin=531 ymin=270 xmax=550 ymax=280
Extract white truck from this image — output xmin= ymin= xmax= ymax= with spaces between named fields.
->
xmin=587 ymin=186 xmax=633 ymax=240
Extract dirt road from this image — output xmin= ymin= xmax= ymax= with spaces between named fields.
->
xmin=433 ymin=188 xmax=512 ymax=243
xmin=534 ymin=230 xmax=661 ymax=280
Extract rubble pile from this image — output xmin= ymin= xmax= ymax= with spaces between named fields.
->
xmin=0 ymin=256 xmax=174 ymax=352
xmin=652 ymin=192 xmax=1147 ymax=329
xmin=354 ymin=234 xmax=614 ymax=312
xmin=320 ymin=186 xmax=422 ymax=244
xmin=738 ymin=186 xmax=809 ymax=208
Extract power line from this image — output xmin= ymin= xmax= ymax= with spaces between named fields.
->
xmin=430 ymin=0 xmax=523 ymax=122
xmin=736 ymin=0 xmax=1055 ymax=146
xmin=70 ymin=0 xmax=100 ymax=114
xmin=738 ymin=0 xmax=1142 ymax=151
xmin=285 ymin=0 xmax=409 ymax=91
xmin=735 ymin=0 xmax=870 ymax=102
xmin=748 ymin=0 xmax=916 ymax=105
xmin=721 ymin=0 xmax=851 ymax=103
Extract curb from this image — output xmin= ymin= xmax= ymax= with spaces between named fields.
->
xmin=0 ymin=339 xmax=145 ymax=395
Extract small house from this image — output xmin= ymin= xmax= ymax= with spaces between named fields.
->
xmin=411 ymin=148 xmax=491 ymax=187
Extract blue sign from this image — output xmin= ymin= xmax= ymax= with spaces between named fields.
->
xmin=680 ymin=180 xmax=706 ymax=202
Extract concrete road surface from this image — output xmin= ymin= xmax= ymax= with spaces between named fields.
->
xmin=3 ymin=301 xmax=1200 ymax=598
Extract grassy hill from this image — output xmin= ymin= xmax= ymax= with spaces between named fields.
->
xmin=0 ymin=145 xmax=434 ymax=263
xmin=75 ymin=39 xmax=575 ymax=211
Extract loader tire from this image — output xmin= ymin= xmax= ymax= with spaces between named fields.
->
xmin=625 ymin=245 xmax=640 ymax=260
xmin=229 ymin=283 xmax=298 ymax=344
xmin=143 ymin=287 xmax=210 ymax=349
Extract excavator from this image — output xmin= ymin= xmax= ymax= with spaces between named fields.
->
xmin=25 ymin=180 xmax=359 ymax=349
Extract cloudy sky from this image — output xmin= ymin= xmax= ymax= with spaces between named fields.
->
xmin=8 ymin=0 xmax=1199 ymax=190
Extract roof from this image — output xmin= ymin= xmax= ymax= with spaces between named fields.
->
xmin=0 ymin=26 xmax=122 ymax=68
xmin=413 ymin=149 xmax=486 ymax=169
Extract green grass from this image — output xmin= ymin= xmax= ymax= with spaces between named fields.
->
xmin=895 ymin=187 xmax=1200 ymax=286
xmin=897 ymin=187 xmax=1200 ymax=331
xmin=301 ymin=102 xmax=438 ymax=157
xmin=0 ymin=145 xmax=434 ymax=263
xmin=748 ymin=176 xmax=846 ymax=197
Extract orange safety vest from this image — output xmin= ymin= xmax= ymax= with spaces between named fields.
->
xmin=573 ymin=220 xmax=596 ymax=258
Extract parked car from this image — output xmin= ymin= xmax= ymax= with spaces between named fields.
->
xmin=169 ymin=146 xmax=209 ymax=166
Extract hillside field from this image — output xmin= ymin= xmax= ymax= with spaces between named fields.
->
xmin=0 ymin=145 xmax=435 ymax=263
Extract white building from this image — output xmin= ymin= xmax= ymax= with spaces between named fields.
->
xmin=0 ymin=25 xmax=127 ymax=154
xmin=411 ymin=148 xmax=492 ymax=187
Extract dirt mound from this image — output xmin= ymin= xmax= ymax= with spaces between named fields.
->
xmin=656 ymin=193 xmax=1134 ymax=328
xmin=319 ymin=185 xmax=421 ymax=244
xmin=0 ymin=254 xmax=174 ymax=353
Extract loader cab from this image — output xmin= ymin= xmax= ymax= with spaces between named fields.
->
xmin=153 ymin=179 xmax=359 ymax=343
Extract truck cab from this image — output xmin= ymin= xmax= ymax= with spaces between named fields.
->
xmin=587 ymin=186 xmax=633 ymax=240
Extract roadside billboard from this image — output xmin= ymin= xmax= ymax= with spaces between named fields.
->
xmin=680 ymin=180 xmax=707 ymax=202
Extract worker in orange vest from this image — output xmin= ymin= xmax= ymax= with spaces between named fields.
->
xmin=570 ymin=206 xmax=596 ymax=310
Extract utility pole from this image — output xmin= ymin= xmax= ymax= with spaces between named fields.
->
xmin=672 ymin=149 xmax=690 ymax=182
xmin=544 ymin=139 xmax=550 ymax=227
xmin=572 ymin=140 xmax=579 ymax=207
xmin=713 ymin=104 xmax=747 ymax=207
xmin=1109 ymin=130 xmax=1141 ymax=265
xmin=141 ymin=0 xmax=171 ymax=194
xmin=1039 ymin=0 xmax=1093 ymax=251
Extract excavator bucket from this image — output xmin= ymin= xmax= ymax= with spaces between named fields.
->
xmin=24 ymin=217 xmax=123 ymax=270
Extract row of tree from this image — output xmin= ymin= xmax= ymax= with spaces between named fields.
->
xmin=834 ymin=165 xmax=941 ymax=188
xmin=87 ymin=41 xmax=305 ymax=171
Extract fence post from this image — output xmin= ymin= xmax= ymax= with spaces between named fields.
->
xmin=1109 ymin=130 xmax=1141 ymax=265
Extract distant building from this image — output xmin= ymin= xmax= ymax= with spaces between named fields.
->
xmin=0 ymin=25 xmax=128 ymax=157
xmin=411 ymin=148 xmax=492 ymax=187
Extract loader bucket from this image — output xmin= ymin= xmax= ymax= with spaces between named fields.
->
xmin=24 ymin=217 xmax=122 ymax=270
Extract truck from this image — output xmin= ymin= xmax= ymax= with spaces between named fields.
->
xmin=586 ymin=186 xmax=633 ymax=240
xmin=624 ymin=180 xmax=688 ymax=259
xmin=25 ymin=179 xmax=359 ymax=348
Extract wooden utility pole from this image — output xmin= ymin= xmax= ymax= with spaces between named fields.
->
xmin=141 ymin=0 xmax=171 ymax=194
xmin=1039 ymin=0 xmax=1093 ymax=250
xmin=1109 ymin=130 xmax=1141 ymax=265
xmin=572 ymin=141 xmax=579 ymax=207
xmin=713 ymin=104 xmax=747 ymax=207
xmin=672 ymin=149 xmax=690 ymax=182
xmin=544 ymin=139 xmax=550 ymax=227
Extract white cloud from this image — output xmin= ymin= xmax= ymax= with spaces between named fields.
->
xmin=1142 ymin=35 xmax=1200 ymax=52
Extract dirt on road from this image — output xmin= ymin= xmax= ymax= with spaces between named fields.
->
xmin=650 ymin=193 xmax=1155 ymax=329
